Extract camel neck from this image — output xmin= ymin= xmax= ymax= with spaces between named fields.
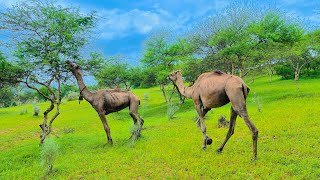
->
xmin=74 ymin=72 xmax=93 ymax=102
xmin=175 ymin=76 xmax=193 ymax=98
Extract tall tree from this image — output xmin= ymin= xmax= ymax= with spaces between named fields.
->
xmin=0 ymin=0 xmax=96 ymax=143
xmin=248 ymin=12 xmax=304 ymax=82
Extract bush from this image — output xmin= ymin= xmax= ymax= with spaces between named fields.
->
xmin=41 ymin=138 xmax=59 ymax=176
xmin=62 ymin=127 xmax=75 ymax=134
xmin=275 ymin=63 xmax=294 ymax=79
xmin=143 ymin=93 xmax=149 ymax=101
xmin=217 ymin=115 xmax=229 ymax=128
xmin=66 ymin=91 xmax=79 ymax=101
xmin=33 ymin=104 xmax=41 ymax=116
xmin=19 ymin=107 xmax=28 ymax=115
xmin=252 ymin=92 xmax=262 ymax=112
xmin=167 ymin=102 xmax=179 ymax=120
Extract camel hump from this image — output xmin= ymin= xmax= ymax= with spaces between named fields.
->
xmin=213 ymin=70 xmax=225 ymax=75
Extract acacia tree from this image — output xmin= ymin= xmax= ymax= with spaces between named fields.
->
xmin=189 ymin=1 xmax=263 ymax=78
xmin=94 ymin=55 xmax=132 ymax=89
xmin=0 ymin=52 xmax=24 ymax=87
xmin=0 ymin=0 xmax=96 ymax=143
xmin=248 ymin=12 xmax=304 ymax=82
xmin=141 ymin=32 xmax=193 ymax=102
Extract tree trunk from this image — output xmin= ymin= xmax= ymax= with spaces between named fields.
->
xmin=160 ymin=83 xmax=168 ymax=103
xmin=294 ymin=70 xmax=300 ymax=81
xmin=240 ymin=59 xmax=245 ymax=78
xmin=268 ymin=63 xmax=274 ymax=83
xmin=39 ymin=77 xmax=62 ymax=144
xmin=251 ymin=69 xmax=255 ymax=83
xmin=231 ymin=62 xmax=235 ymax=75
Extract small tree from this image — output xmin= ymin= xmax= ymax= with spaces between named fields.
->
xmin=0 ymin=0 xmax=96 ymax=143
xmin=0 ymin=52 xmax=24 ymax=88
xmin=94 ymin=55 xmax=130 ymax=89
xmin=141 ymin=32 xmax=193 ymax=102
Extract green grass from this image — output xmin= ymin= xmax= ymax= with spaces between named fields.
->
xmin=1 ymin=76 xmax=320 ymax=179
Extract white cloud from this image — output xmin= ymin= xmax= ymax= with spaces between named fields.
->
xmin=280 ymin=0 xmax=318 ymax=7
xmin=0 ymin=0 xmax=21 ymax=7
xmin=97 ymin=8 xmax=177 ymax=40
xmin=308 ymin=14 xmax=320 ymax=24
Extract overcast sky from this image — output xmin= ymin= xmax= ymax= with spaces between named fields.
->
xmin=0 ymin=0 xmax=319 ymax=65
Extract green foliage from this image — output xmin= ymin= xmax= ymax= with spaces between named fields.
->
xmin=0 ymin=53 xmax=24 ymax=88
xmin=0 ymin=86 xmax=16 ymax=108
xmin=248 ymin=12 xmax=304 ymax=45
xmin=0 ymin=0 xmax=98 ymax=143
xmin=0 ymin=0 xmax=97 ymax=98
xmin=40 ymin=138 xmax=59 ymax=176
xmin=65 ymin=91 xmax=79 ymax=101
xmin=95 ymin=55 xmax=130 ymax=88
xmin=275 ymin=63 xmax=294 ymax=79
xmin=141 ymin=33 xmax=194 ymax=84
xmin=61 ymin=85 xmax=78 ymax=98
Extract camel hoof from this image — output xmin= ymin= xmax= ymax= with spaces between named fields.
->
xmin=202 ymin=146 xmax=207 ymax=150
xmin=216 ymin=149 xmax=222 ymax=154
xmin=206 ymin=138 xmax=212 ymax=145
xmin=251 ymin=156 xmax=258 ymax=161
xmin=103 ymin=143 xmax=112 ymax=147
xmin=108 ymin=139 xmax=113 ymax=145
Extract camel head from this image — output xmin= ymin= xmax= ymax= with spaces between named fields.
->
xmin=66 ymin=60 xmax=83 ymax=77
xmin=168 ymin=70 xmax=182 ymax=83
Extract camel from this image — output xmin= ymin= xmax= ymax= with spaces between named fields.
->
xmin=66 ymin=61 xmax=144 ymax=144
xmin=168 ymin=70 xmax=258 ymax=159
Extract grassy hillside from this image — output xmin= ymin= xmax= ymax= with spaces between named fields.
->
xmin=1 ymin=76 xmax=320 ymax=179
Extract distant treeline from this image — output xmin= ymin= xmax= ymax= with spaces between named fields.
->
xmin=1 ymin=0 xmax=320 ymax=108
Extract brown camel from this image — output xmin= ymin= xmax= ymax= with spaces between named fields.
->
xmin=168 ymin=70 xmax=258 ymax=159
xmin=66 ymin=61 xmax=144 ymax=144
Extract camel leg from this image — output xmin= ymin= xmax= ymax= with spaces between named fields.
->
xmin=195 ymin=102 xmax=211 ymax=149
xmin=129 ymin=101 xmax=144 ymax=138
xmin=217 ymin=107 xmax=237 ymax=153
xmin=196 ymin=108 xmax=210 ymax=128
xmin=129 ymin=111 xmax=144 ymax=139
xmin=97 ymin=111 xmax=113 ymax=144
xmin=238 ymin=109 xmax=258 ymax=159
xmin=226 ymin=86 xmax=258 ymax=159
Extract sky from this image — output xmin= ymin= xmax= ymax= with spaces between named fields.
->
xmin=0 ymin=0 xmax=319 ymax=65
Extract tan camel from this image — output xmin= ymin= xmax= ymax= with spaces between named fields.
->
xmin=66 ymin=61 xmax=144 ymax=144
xmin=168 ymin=70 xmax=258 ymax=159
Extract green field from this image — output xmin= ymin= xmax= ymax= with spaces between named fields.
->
xmin=1 ymin=76 xmax=320 ymax=179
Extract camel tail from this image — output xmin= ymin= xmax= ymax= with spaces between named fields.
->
xmin=242 ymin=84 xmax=250 ymax=99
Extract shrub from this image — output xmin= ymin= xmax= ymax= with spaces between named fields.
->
xmin=143 ymin=93 xmax=149 ymax=101
xmin=66 ymin=91 xmax=79 ymax=101
xmin=33 ymin=104 xmax=41 ymax=116
xmin=275 ymin=63 xmax=294 ymax=79
xmin=19 ymin=107 xmax=28 ymax=115
xmin=62 ymin=127 xmax=75 ymax=134
xmin=167 ymin=102 xmax=179 ymax=120
xmin=217 ymin=115 xmax=229 ymax=128
xmin=252 ymin=92 xmax=262 ymax=112
xmin=41 ymin=138 xmax=59 ymax=176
